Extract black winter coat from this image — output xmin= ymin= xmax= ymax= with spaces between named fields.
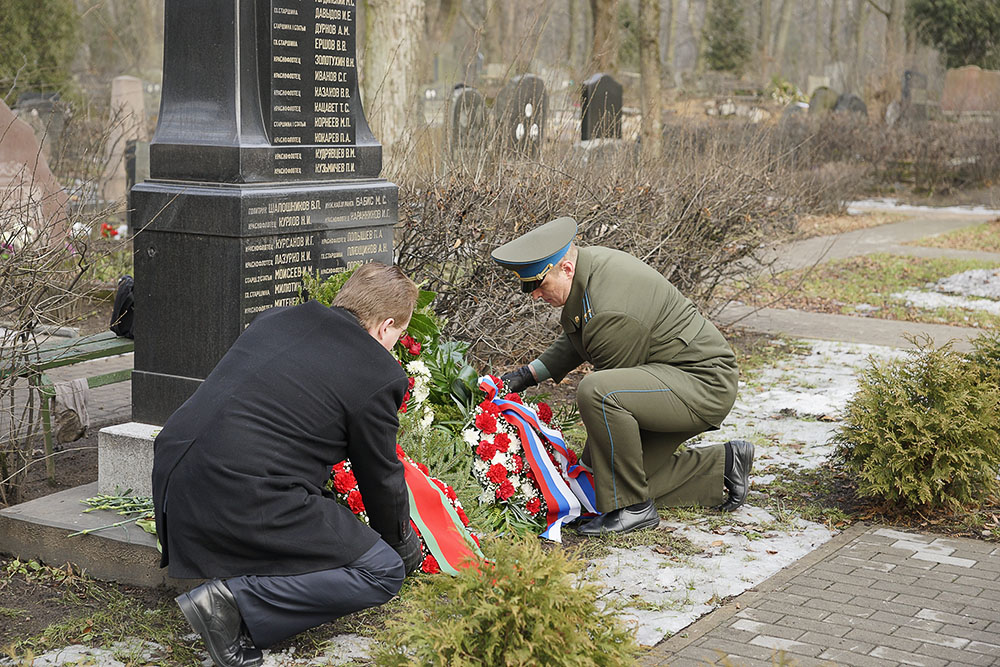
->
xmin=151 ymin=301 xmax=410 ymax=579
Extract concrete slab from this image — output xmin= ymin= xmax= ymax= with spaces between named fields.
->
xmin=98 ymin=422 xmax=159 ymax=496
xmin=0 ymin=482 xmax=188 ymax=590
xmin=718 ymin=305 xmax=980 ymax=352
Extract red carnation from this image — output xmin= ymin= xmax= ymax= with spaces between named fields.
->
xmin=494 ymin=433 xmax=511 ymax=451
xmin=526 ymin=468 xmax=536 ymax=483
xmin=400 ymin=334 xmax=415 ymax=348
xmin=479 ymin=401 xmax=500 ymax=416
xmin=417 ymin=461 xmax=429 ymax=475
xmin=347 ymin=489 xmax=365 ymax=514
xmin=487 ymin=463 xmax=508 ymax=484
xmin=409 ymin=341 xmax=422 ymax=355
xmin=332 ymin=469 xmax=357 ymax=494
xmin=456 ymin=506 xmax=470 ymax=526
xmin=445 ymin=486 xmax=458 ymax=501
xmin=496 ymin=480 xmax=516 ymax=500
xmin=536 ymin=401 xmax=553 ymax=424
xmin=511 ymin=454 xmax=523 ymax=474
xmin=475 ymin=412 xmax=498 ymax=434
xmin=399 ymin=401 xmax=408 ymax=413
xmin=408 ymin=377 xmax=416 ymax=390
xmin=476 ymin=440 xmax=496 ymax=462
xmin=421 ymin=554 xmax=441 ymax=574
xmin=504 ymin=393 xmax=523 ymax=404
xmin=526 ymin=497 xmax=542 ymax=515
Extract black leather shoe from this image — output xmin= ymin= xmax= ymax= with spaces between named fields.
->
xmin=576 ymin=501 xmax=660 ymax=536
xmin=176 ymin=580 xmax=263 ymax=667
xmin=717 ymin=440 xmax=754 ymax=512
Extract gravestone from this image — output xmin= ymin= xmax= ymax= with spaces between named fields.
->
xmin=13 ymin=92 xmax=64 ymax=160
xmin=130 ymin=0 xmax=396 ymax=425
xmin=580 ymin=73 xmax=622 ymax=141
xmin=941 ymin=65 xmax=1000 ymax=116
xmin=102 ymin=76 xmax=148 ymax=205
xmin=0 ymin=99 xmax=69 ymax=242
xmin=808 ymin=87 xmax=839 ymax=115
xmin=834 ymin=93 xmax=868 ymax=116
xmin=901 ymin=70 xmax=929 ymax=122
xmin=494 ymin=74 xmax=547 ymax=158
xmin=805 ymin=75 xmax=830 ymax=98
xmin=448 ymin=85 xmax=487 ymax=155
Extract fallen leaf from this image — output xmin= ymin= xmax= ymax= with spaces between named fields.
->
xmin=710 ymin=540 xmax=725 ymax=547
xmin=766 ymin=549 xmax=778 ymax=555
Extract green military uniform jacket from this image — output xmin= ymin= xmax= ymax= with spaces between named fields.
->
xmin=532 ymin=246 xmax=738 ymax=428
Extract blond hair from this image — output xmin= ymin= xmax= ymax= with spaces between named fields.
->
xmin=333 ymin=263 xmax=418 ymax=329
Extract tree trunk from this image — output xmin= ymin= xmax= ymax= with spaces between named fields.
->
xmin=772 ymin=0 xmax=794 ymax=76
xmin=850 ymin=0 xmax=868 ymax=89
xmin=568 ymin=0 xmax=578 ymax=67
xmin=813 ymin=0 xmax=822 ymax=74
xmin=885 ymin=0 xmax=905 ymax=93
xmin=590 ymin=0 xmax=619 ymax=73
xmin=664 ymin=0 xmax=679 ymax=85
xmin=362 ymin=0 xmax=425 ymax=156
xmin=639 ymin=0 xmax=662 ymax=159
xmin=759 ymin=0 xmax=772 ymax=77
xmin=484 ymin=0 xmax=502 ymax=64
xmin=830 ymin=0 xmax=842 ymax=63
xmin=689 ymin=0 xmax=707 ymax=75
xmin=419 ymin=0 xmax=460 ymax=85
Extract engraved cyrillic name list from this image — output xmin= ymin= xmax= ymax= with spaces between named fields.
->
xmin=271 ymin=0 xmax=358 ymax=178
xmin=241 ymin=190 xmax=392 ymax=326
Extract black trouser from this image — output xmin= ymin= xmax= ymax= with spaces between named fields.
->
xmin=226 ymin=539 xmax=404 ymax=648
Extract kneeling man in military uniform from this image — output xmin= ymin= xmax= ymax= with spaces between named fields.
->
xmin=493 ymin=217 xmax=753 ymax=536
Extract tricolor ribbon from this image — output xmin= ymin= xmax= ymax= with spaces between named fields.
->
xmin=400 ymin=452 xmax=483 ymax=574
xmin=479 ymin=376 xmax=598 ymax=542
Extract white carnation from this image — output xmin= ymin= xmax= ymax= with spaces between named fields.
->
xmin=473 ymin=459 xmax=488 ymax=474
xmin=462 ymin=429 xmax=479 ymax=447
xmin=419 ymin=405 xmax=434 ymax=429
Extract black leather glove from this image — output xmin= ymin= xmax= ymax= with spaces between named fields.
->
xmin=500 ymin=365 xmax=537 ymax=394
xmin=392 ymin=525 xmax=423 ymax=576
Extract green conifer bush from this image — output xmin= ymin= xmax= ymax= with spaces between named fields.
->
xmin=833 ymin=339 xmax=1000 ymax=510
xmin=374 ymin=537 xmax=638 ymax=666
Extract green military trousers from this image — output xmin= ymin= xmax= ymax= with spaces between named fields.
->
xmin=576 ymin=365 xmax=728 ymax=512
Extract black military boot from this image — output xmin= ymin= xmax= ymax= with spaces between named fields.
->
xmin=717 ymin=440 xmax=754 ymax=512
xmin=176 ymin=580 xmax=263 ymax=667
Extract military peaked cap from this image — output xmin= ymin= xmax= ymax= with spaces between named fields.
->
xmin=491 ymin=217 xmax=578 ymax=292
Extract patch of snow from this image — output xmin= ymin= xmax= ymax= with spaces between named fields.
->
xmin=3 ymin=641 xmax=166 ymax=667
xmin=588 ymin=509 xmax=835 ymax=647
xmin=932 ymin=268 xmax=1000 ymax=300
xmin=260 ymin=635 xmax=375 ymax=666
xmin=847 ymin=198 xmax=1000 ymax=217
xmin=893 ymin=289 xmax=1000 ymax=316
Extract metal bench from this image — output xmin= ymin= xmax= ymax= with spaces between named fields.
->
xmin=1 ymin=330 xmax=134 ymax=482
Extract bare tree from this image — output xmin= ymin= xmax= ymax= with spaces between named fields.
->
xmin=759 ymin=0 xmax=773 ymax=77
xmin=689 ymin=0 xmax=708 ymax=76
xmin=663 ymin=0 xmax=680 ymax=85
xmin=639 ymin=0 xmax=662 ymax=159
xmin=590 ymin=0 xmax=620 ymax=73
xmin=830 ymin=0 xmax=843 ymax=63
xmin=772 ymin=0 xmax=795 ymax=77
xmin=361 ymin=0 xmax=425 ymax=154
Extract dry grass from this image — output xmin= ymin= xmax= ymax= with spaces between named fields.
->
xmin=794 ymin=211 xmax=910 ymax=240
xmin=909 ymin=218 xmax=1000 ymax=253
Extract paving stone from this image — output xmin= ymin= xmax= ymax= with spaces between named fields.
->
xmin=935 ymin=590 xmax=997 ymax=611
xmin=655 ymin=657 xmax=706 ymax=667
xmin=967 ymin=640 xmax=1000 ymax=657
xmin=955 ymin=573 xmax=1000 ymax=590
xmin=920 ymin=578 xmax=985 ymax=597
xmin=774 ymin=615 xmax=851 ymax=638
xmin=811 ymin=561 xmax=855 ymax=577
xmin=872 ymin=528 xmax=928 ymax=542
xmin=892 ymin=565 xmax=957 ymax=582
xmin=959 ymin=604 xmax=1000 ymax=623
xmin=734 ymin=607 xmax=784 ymax=624
xmin=757 ymin=600 xmax=829 ymax=621
xmin=857 ymin=570 xmax=919 ymax=587
xmin=845 ymin=627 xmax=921 ymax=652
xmin=892 ymin=624 xmax=970 ymax=649
xmin=868 ymin=610 xmax=941 ymax=632
xmin=782 ymin=583 xmax=853 ymax=604
xmin=916 ymin=607 xmax=992 ymax=628
xmin=830 ymin=555 xmax=896 ymax=573
xmin=894 ymin=594 xmax=967 ymax=613
xmin=729 ymin=619 xmax=803 ymax=641
xmin=823 ymin=613 xmax=897 ymax=635
xmin=749 ymin=635 xmax=822 ymax=657
xmin=931 ymin=562 xmax=995 ymax=579
xmin=817 ymin=647 xmax=886 ymax=666
xmin=869 ymin=645 xmax=948 ymax=666
xmin=911 ymin=551 xmax=977 ymax=567
xmin=807 ymin=597 xmax=874 ymax=618
xmin=869 ymin=598 xmax=922 ymax=617
xmin=798 ymin=631 xmax=875 ymax=655
xmin=829 ymin=582 xmax=897 ymax=601
xmin=765 ymin=591 xmax=811 ymax=606
xmin=872 ymin=552 xmax=934 ymax=569
xmin=938 ymin=622 xmax=1000 ymax=644
xmin=712 ymin=625 xmax=763 ymax=644
xmin=987 ymin=620 xmax=1000 ymax=634
xmin=676 ymin=643 xmax=728 ymax=663
xmin=693 ymin=637 xmax=784 ymax=662
xmin=913 ymin=642 xmax=997 ymax=665
xmin=935 ymin=537 xmax=997 ymax=555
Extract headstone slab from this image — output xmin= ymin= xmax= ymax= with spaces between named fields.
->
xmin=495 ymin=74 xmax=547 ymax=158
xmin=103 ymin=76 xmax=147 ymax=205
xmin=580 ymin=73 xmax=623 ymax=141
xmin=132 ymin=0 xmax=396 ymax=425
xmin=941 ymin=65 xmax=1000 ymax=115
xmin=808 ymin=87 xmax=839 ymax=115
xmin=151 ymin=0 xmax=380 ymax=184
xmin=448 ymin=85 xmax=487 ymax=155
xmin=834 ymin=93 xmax=868 ymax=116
xmin=0 ymin=99 xmax=69 ymax=240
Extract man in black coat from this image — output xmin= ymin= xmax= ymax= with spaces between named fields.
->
xmin=152 ymin=263 xmax=423 ymax=667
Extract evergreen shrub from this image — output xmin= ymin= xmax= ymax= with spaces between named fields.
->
xmin=374 ymin=537 xmax=638 ymax=666
xmin=833 ymin=338 xmax=1000 ymax=510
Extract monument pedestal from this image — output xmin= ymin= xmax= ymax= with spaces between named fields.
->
xmin=98 ymin=422 xmax=159 ymax=497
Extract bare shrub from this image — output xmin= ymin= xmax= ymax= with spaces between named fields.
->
xmin=391 ymin=120 xmax=807 ymax=366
